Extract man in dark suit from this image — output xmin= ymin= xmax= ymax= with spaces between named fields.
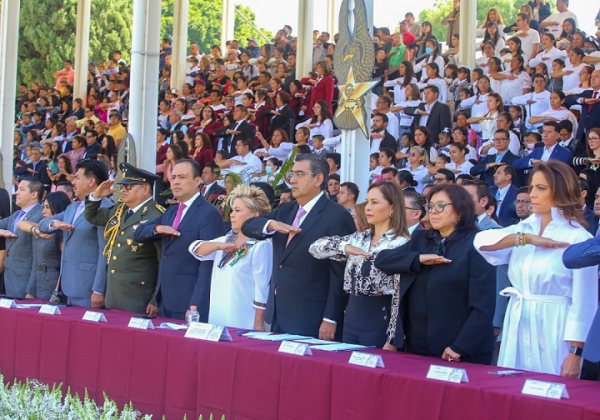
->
xmin=0 ymin=177 xmax=44 ymax=298
xmin=513 ymin=121 xmax=573 ymax=171
xmin=200 ymin=163 xmax=227 ymax=203
xmin=269 ymin=91 xmax=296 ymax=139
xmin=219 ymin=105 xmax=255 ymax=155
xmin=370 ymin=112 xmax=398 ymax=152
xmin=82 ymin=130 xmax=101 ymax=160
xmin=14 ymin=146 xmax=51 ymax=191
xmin=405 ymin=85 xmax=451 ymax=141
xmin=470 ymin=129 xmax=518 ymax=186
xmin=491 ymin=164 xmax=519 ymax=227
xmin=575 ymin=70 xmax=600 ymax=141
xmin=242 ymin=154 xmax=356 ymax=339
xmin=135 ymin=159 xmax=223 ymax=321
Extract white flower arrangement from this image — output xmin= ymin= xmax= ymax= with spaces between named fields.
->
xmin=0 ymin=374 xmax=151 ymax=419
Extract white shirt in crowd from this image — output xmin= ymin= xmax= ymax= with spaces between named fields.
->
xmin=511 ymin=90 xmax=551 ymax=129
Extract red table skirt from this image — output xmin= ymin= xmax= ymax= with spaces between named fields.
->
xmin=1 ymin=305 xmax=600 ymax=419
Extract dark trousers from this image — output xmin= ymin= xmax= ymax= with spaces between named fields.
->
xmin=343 ymin=294 xmax=392 ymax=348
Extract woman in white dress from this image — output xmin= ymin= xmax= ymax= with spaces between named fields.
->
xmin=474 ymin=161 xmax=598 ymax=377
xmin=295 ymin=100 xmax=333 ymax=139
xmin=189 ymin=185 xmax=273 ymax=330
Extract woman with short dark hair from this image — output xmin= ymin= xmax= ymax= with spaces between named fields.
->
xmin=375 ymin=183 xmax=496 ymax=364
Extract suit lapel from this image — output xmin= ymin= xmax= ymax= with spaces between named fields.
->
xmin=177 ymin=196 xmax=202 ymax=233
xmin=281 ymin=196 xmax=326 ymax=262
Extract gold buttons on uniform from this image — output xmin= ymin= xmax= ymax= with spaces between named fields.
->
xmin=113 ymin=256 xmax=117 ymax=260
xmin=120 ymin=231 xmax=125 ymax=235
xmin=117 ymin=243 xmax=121 ymax=247
xmin=141 ymin=281 xmax=145 ymax=285
xmin=110 ymin=269 xmax=115 ymax=274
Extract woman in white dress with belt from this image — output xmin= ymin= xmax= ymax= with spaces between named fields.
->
xmin=474 ymin=161 xmax=597 ymax=377
xmin=189 ymin=185 xmax=273 ymax=330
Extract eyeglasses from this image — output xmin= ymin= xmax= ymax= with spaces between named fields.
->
xmin=514 ymin=199 xmax=530 ymax=206
xmin=409 ymin=152 xmax=419 ymax=157
xmin=286 ymin=170 xmax=316 ymax=179
xmin=119 ymin=184 xmax=138 ymax=191
xmin=588 ymin=137 xmax=600 ymax=142
xmin=427 ymin=202 xmax=453 ymax=213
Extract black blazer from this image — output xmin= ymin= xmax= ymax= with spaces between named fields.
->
xmin=378 ymin=130 xmax=398 ymax=151
xmin=576 ymin=90 xmax=600 ymax=140
xmin=202 ymin=182 xmax=226 ymax=203
xmin=269 ymin=105 xmax=296 ymax=138
xmin=405 ymin=101 xmax=452 ymax=141
xmin=374 ymin=229 xmax=496 ymax=364
xmin=492 ymin=184 xmax=519 ymax=227
xmin=242 ymin=194 xmax=356 ymax=338
xmin=83 ymin=141 xmax=101 ymax=160
xmin=470 ymin=151 xmax=519 ymax=187
xmin=14 ymin=160 xmax=52 ymax=188
xmin=215 ymin=120 xmax=256 ymax=156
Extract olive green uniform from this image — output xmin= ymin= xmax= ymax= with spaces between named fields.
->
xmin=84 ymin=198 xmax=164 ymax=313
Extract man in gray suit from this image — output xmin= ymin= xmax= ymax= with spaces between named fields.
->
xmin=0 ymin=177 xmax=44 ymax=298
xmin=462 ymin=180 xmax=500 ymax=231
xmin=38 ymin=160 xmax=110 ymax=307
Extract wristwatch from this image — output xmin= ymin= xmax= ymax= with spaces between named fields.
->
xmin=569 ymin=345 xmax=584 ymax=357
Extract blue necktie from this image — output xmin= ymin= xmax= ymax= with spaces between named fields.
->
xmin=13 ymin=210 xmax=25 ymax=233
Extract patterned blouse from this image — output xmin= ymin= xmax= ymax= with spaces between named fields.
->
xmin=309 ymin=229 xmax=409 ymax=342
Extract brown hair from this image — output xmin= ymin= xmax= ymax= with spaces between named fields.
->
xmin=352 ymin=202 xmax=369 ymax=232
xmin=367 ymin=182 xmax=410 ymax=239
xmin=530 ymin=161 xmax=586 ymax=227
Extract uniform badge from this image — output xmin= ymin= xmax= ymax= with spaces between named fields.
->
xmin=126 ymin=238 xmax=133 ymax=246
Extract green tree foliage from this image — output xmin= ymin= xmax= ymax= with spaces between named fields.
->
xmin=161 ymin=0 xmax=273 ymax=54
xmin=418 ymin=0 xmax=552 ymax=42
xmin=17 ymin=0 xmax=133 ymax=85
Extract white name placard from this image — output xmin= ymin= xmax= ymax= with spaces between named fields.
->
xmin=128 ymin=317 xmax=155 ymax=330
xmin=426 ymin=365 xmax=469 ymax=383
xmin=348 ymin=351 xmax=385 ymax=368
xmin=82 ymin=311 xmax=107 ymax=323
xmin=184 ymin=322 xmax=232 ymax=341
xmin=522 ymin=379 xmax=569 ymax=399
xmin=39 ymin=305 xmax=61 ymax=315
xmin=0 ymin=299 xmax=16 ymax=309
xmin=278 ymin=341 xmax=313 ymax=356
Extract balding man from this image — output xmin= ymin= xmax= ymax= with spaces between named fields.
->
xmin=576 ymin=70 xmax=600 ymax=140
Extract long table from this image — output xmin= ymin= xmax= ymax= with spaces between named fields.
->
xmin=1 ymin=304 xmax=600 ymax=419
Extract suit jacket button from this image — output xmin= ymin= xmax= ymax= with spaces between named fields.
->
xmin=110 ymin=269 xmax=115 ymax=274
xmin=279 ymin=264 xmax=283 ymax=268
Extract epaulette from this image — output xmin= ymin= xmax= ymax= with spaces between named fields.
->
xmin=156 ymin=203 xmax=166 ymax=213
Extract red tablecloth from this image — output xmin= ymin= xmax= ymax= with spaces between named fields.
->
xmin=1 ymin=305 xmax=600 ymax=419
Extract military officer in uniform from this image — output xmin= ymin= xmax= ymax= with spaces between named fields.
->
xmin=84 ymin=163 xmax=164 ymax=315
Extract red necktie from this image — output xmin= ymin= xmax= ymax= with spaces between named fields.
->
xmin=590 ymin=91 xmax=598 ymax=112
xmin=201 ymin=186 xmax=207 ymax=196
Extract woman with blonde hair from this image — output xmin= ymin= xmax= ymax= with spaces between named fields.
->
xmin=189 ymin=185 xmax=273 ymax=330
xmin=401 ymin=145 xmax=430 ymax=193
xmin=310 ymin=182 xmax=410 ymax=348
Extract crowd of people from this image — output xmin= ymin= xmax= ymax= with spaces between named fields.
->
xmin=6 ymin=0 xmax=600 ymax=382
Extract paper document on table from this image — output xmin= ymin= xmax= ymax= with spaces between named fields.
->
xmin=310 ymin=343 xmax=371 ymax=352
xmin=159 ymin=322 xmax=188 ymax=330
xmin=294 ymin=338 xmax=337 ymax=345
xmin=242 ymin=331 xmax=274 ymax=338
xmin=15 ymin=304 xmax=46 ymax=308
xmin=250 ymin=333 xmax=310 ymax=341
